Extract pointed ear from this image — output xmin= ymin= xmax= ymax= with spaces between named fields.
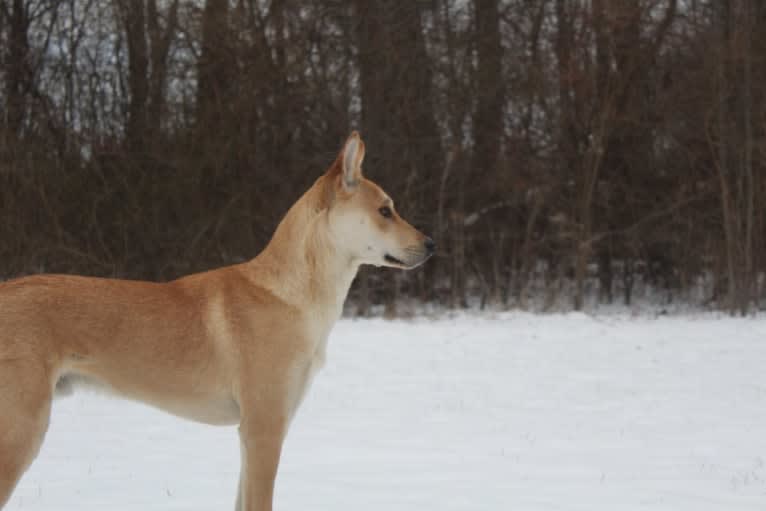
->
xmin=341 ymin=131 xmax=365 ymax=192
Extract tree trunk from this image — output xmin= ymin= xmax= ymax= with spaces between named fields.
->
xmin=121 ymin=0 xmax=149 ymax=152
xmin=197 ymin=0 xmax=232 ymax=132
xmin=4 ymin=0 xmax=30 ymax=140
xmin=472 ymin=0 xmax=503 ymax=178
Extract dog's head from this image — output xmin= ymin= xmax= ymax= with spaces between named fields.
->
xmin=325 ymin=132 xmax=435 ymax=269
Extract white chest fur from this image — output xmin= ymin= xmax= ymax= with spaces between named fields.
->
xmin=286 ymin=319 xmax=334 ymax=421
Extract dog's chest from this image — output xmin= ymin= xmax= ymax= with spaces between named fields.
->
xmin=289 ymin=318 xmax=334 ymax=414
xmin=305 ymin=308 xmax=339 ymax=368
xmin=309 ymin=331 xmax=329 ymax=376
xmin=303 ymin=328 xmax=330 ymax=388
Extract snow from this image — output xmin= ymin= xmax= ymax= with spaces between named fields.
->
xmin=8 ymin=312 xmax=766 ymax=510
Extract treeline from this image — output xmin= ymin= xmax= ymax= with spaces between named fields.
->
xmin=1 ymin=0 xmax=765 ymax=314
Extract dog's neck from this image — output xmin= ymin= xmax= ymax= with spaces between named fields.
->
xmin=248 ymin=173 xmax=358 ymax=317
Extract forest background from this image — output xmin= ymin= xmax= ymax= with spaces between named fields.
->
xmin=1 ymin=0 xmax=764 ymax=315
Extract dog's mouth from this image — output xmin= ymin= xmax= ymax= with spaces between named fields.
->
xmin=384 ymin=252 xmax=432 ymax=270
xmin=384 ymin=254 xmax=407 ymax=266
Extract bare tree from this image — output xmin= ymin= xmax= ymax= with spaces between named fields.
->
xmin=1 ymin=0 xmax=764 ymax=314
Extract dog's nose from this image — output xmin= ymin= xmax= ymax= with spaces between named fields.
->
xmin=424 ymin=237 xmax=436 ymax=254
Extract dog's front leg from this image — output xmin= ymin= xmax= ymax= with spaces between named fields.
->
xmin=234 ymin=475 xmax=242 ymax=511
xmin=237 ymin=412 xmax=287 ymax=511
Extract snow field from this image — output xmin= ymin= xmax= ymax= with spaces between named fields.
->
xmin=8 ymin=312 xmax=766 ymax=510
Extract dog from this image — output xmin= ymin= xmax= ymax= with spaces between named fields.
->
xmin=0 ymin=131 xmax=435 ymax=510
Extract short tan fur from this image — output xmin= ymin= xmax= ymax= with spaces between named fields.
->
xmin=0 ymin=132 xmax=434 ymax=510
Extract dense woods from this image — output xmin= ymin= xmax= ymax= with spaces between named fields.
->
xmin=1 ymin=0 xmax=765 ymax=314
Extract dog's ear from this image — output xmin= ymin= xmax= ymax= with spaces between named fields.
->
xmin=340 ymin=131 xmax=365 ymax=192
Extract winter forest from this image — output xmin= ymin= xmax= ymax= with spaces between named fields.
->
xmin=1 ymin=0 xmax=765 ymax=315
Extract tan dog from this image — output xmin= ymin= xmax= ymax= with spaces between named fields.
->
xmin=0 ymin=132 xmax=434 ymax=510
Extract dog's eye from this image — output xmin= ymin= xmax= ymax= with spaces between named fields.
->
xmin=379 ymin=206 xmax=393 ymax=218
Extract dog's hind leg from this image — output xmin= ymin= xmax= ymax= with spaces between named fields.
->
xmin=0 ymin=359 xmax=53 ymax=508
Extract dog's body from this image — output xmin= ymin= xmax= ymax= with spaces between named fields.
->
xmin=0 ymin=132 xmax=434 ymax=510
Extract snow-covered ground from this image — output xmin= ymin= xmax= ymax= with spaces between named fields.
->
xmin=8 ymin=312 xmax=766 ymax=510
